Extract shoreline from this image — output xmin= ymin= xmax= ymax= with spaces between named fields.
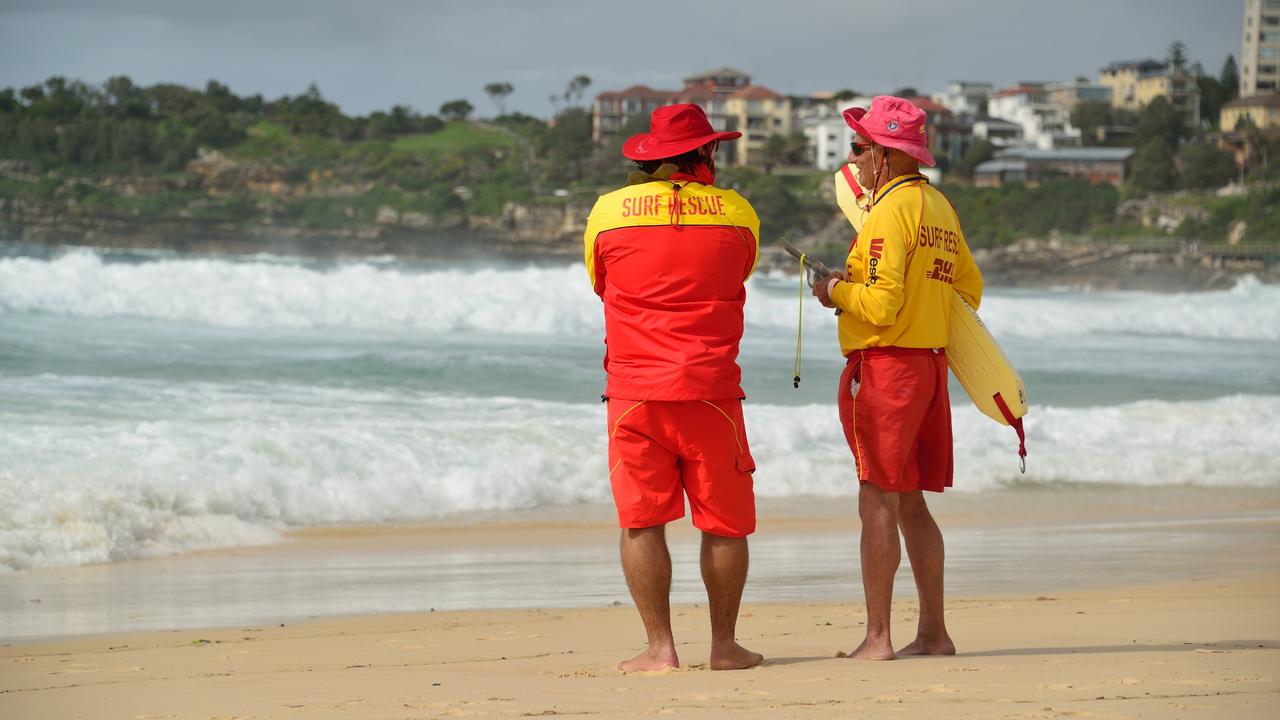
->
xmin=5 ymin=487 xmax=1278 ymax=643
xmin=3 ymin=575 xmax=1277 ymax=719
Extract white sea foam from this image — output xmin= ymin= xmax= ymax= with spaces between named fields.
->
xmin=3 ymin=251 xmax=1278 ymax=341
xmin=2 ymin=379 xmax=1277 ymax=572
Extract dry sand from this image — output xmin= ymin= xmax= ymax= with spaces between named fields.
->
xmin=3 ymin=574 xmax=1277 ymax=719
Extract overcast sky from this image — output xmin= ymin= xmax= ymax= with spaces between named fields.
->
xmin=0 ymin=0 xmax=1242 ymax=117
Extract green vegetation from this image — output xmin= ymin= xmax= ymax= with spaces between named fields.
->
xmin=0 ymin=66 xmax=1272 ymax=249
xmin=943 ymin=179 xmax=1131 ymax=246
xmin=0 ymin=75 xmax=619 ymax=233
xmin=1179 ymin=187 xmax=1280 ymax=241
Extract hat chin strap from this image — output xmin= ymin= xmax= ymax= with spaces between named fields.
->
xmin=869 ymin=146 xmax=890 ymax=206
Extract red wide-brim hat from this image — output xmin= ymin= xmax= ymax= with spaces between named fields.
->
xmin=623 ymin=103 xmax=741 ymax=161
xmin=843 ymin=96 xmax=936 ymax=167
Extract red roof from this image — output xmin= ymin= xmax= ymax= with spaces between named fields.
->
xmin=728 ymin=85 xmax=786 ymax=101
xmin=991 ymin=85 xmax=1043 ymax=98
xmin=674 ymin=86 xmax=716 ymax=103
xmin=595 ymin=85 xmax=679 ymax=101
xmin=905 ymin=96 xmax=952 ymax=116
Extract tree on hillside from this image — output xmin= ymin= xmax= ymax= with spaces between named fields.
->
xmin=833 ymin=89 xmax=858 ymax=102
xmin=761 ymin=134 xmax=788 ymax=174
xmin=1221 ymin=55 xmax=1240 ymax=99
xmin=541 ymin=107 xmax=594 ymax=182
xmin=1071 ymin=100 xmax=1113 ymax=145
xmin=1166 ymin=41 xmax=1189 ymax=74
xmin=565 ymin=75 xmax=591 ymax=107
xmin=1196 ymin=72 xmax=1231 ymax=131
xmin=19 ymin=84 xmax=45 ymax=104
xmin=954 ymin=140 xmax=995 ymax=179
xmin=891 ymin=87 xmax=919 ymax=98
xmin=439 ymin=98 xmax=474 ymax=121
xmin=1135 ymin=97 xmax=1188 ymax=149
xmin=1130 ymin=140 xmax=1177 ymax=193
xmin=484 ymin=82 xmax=514 ymax=115
xmin=1179 ymin=142 xmax=1236 ymax=189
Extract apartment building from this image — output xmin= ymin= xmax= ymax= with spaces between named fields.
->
xmin=1046 ymin=79 xmax=1113 ymax=111
xmin=723 ymin=85 xmax=792 ymax=166
xmin=987 ymin=85 xmax=1081 ymax=149
xmin=936 ymin=81 xmax=994 ymax=116
xmin=1242 ymin=0 xmax=1280 ymax=95
xmin=591 ymin=68 xmax=790 ymax=167
xmin=1098 ymin=59 xmax=1201 ymax=128
xmin=1221 ymin=92 xmax=1280 ymax=128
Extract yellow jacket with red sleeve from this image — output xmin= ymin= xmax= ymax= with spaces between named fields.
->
xmin=584 ymin=169 xmax=760 ymax=401
xmin=830 ymin=175 xmax=983 ymax=355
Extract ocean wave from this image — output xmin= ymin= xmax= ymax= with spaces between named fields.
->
xmin=2 ymin=251 xmax=1278 ymax=341
xmin=2 ymin=384 xmax=1276 ymax=572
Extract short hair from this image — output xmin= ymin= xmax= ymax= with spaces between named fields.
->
xmin=632 ymin=146 xmax=706 ymax=175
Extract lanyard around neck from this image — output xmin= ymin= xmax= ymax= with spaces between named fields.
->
xmin=873 ymin=174 xmax=927 ymax=206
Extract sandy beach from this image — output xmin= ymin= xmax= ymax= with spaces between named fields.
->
xmin=3 ymin=488 xmax=1279 ymax=719
xmin=2 ymin=577 xmax=1277 ymax=719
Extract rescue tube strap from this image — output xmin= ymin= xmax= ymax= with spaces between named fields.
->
xmin=794 ymin=252 xmax=806 ymax=388
xmin=992 ymin=393 xmax=1027 ymax=473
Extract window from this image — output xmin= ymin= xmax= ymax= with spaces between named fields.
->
xmin=1263 ymin=48 xmax=1279 ymax=60
xmin=1260 ymin=65 xmax=1278 ymax=75
xmin=1265 ymin=16 xmax=1280 ymax=25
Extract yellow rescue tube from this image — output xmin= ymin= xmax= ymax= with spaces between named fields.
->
xmin=832 ymin=165 xmax=1028 ymax=468
xmin=947 ymin=291 xmax=1027 ymax=425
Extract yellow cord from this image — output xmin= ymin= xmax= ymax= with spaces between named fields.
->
xmin=793 ymin=253 xmax=805 ymax=388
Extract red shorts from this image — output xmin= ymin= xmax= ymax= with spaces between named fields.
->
xmin=838 ymin=347 xmax=954 ymax=493
xmin=606 ymin=398 xmax=756 ymax=537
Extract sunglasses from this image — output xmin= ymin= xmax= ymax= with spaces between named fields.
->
xmin=850 ymin=141 xmax=873 ymax=157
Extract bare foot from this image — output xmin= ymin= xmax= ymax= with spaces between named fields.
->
xmin=840 ymin=636 xmax=895 ymax=661
xmin=618 ymin=645 xmax=679 ymax=673
xmin=896 ymin=635 xmax=955 ymax=656
xmin=709 ymin=642 xmax=763 ymax=670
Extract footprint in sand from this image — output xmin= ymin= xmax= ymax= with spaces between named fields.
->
xmin=922 ymin=684 xmax=958 ymax=694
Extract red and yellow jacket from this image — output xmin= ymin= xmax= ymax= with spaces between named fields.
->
xmin=584 ymin=171 xmax=760 ymax=400
xmin=831 ymin=175 xmax=983 ymax=354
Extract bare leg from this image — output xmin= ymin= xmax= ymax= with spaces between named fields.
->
xmin=618 ymin=526 xmax=679 ymax=672
xmin=846 ymin=483 xmax=899 ymax=660
xmin=896 ymin=491 xmax=955 ymax=656
xmin=700 ymin=532 xmax=763 ymax=670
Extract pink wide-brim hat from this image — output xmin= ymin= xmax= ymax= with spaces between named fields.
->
xmin=623 ymin=103 xmax=741 ymax=161
xmin=843 ymin=95 xmax=936 ymax=167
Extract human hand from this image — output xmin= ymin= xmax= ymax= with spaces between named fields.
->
xmin=812 ymin=271 xmax=844 ymax=308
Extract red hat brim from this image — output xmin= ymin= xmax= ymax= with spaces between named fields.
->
xmin=842 ymin=106 xmax=936 ymax=167
xmin=622 ymin=129 xmax=742 ymax=161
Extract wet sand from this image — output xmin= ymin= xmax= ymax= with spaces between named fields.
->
xmin=2 ymin=487 xmax=1279 ymax=718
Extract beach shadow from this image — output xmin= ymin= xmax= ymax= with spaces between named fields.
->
xmin=761 ymin=656 xmax=837 ymax=666
xmin=952 ymin=639 xmax=1280 ymax=658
